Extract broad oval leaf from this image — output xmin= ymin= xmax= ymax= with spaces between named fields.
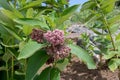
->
xmin=35 ymin=67 xmax=60 ymax=80
xmin=68 ymin=44 xmax=96 ymax=69
xmin=18 ymin=41 xmax=47 ymax=60
xmin=26 ymin=50 xmax=49 ymax=80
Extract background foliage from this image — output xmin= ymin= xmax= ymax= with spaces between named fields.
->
xmin=0 ymin=0 xmax=120 ymax=80
xmin=0 ymin=0 xmax=96 ymax=80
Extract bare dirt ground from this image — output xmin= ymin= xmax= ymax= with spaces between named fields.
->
xmin=61 ymin=57 xmax=120 ymax=80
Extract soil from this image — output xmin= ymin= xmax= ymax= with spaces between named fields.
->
xmin=61 ymin=57 xmax=120 ymax=80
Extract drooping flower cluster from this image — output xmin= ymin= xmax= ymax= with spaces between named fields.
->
xmin=30 ymin=29 xmax=71 ymax=61
xmin=43 ymin=29 xmax=64 ymax=46
xmin=30 ymin=29 xmax=44 ymax=43
xmin=47 ymin=45 xmax=71 ymax=60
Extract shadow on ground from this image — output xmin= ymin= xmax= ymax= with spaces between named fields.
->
xmin=61 ymin=58 xmax=119 ymax=80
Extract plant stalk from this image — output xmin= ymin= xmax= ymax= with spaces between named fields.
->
xmin=5 ymin=47 xmax=9 ymax=80
xmin=95 ymin=0 xmax=116 ymax=51
xmin=11 ymin=56 xmax=14 ymax=80
xmin=103 ymin=16 xmax=116 ymax=50
xmin=0 ymin=42 xmax=19 ymax=48
xmin=6 ymin=61 xmax=9 ymax=80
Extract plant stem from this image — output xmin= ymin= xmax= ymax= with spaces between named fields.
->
xmin=95 ymin=0 xmax=116 ymax=51
xmin=6 ymin=61 xmax=9 ymax=80
xmin=0 ymin=42 xmax=19 ymax=48
xmin=14 ymin=0 xmax=16 ymax=8
xmin=11 ymin=56 xmax=14 ymax=80
xmin=103 ymin=16 xmax=116 ymax=50
xmin=5 ymin=47 xmax=9 ymax=80
xmin=25 ymin=59 xmax=27 ymax=76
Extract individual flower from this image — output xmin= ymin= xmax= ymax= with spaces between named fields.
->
xmin=44 ymin=29 xmax=64 ymax=46
xmin=30 ymin=29 xmax=44 ymax=43
xmin=46 ymin=45 xmax=71 ymax=60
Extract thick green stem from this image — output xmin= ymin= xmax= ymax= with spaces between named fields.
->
xmin=95 ymin=0 xmax=116 ymax=51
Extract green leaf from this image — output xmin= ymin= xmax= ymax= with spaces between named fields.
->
xmin=104 ymin=51 xmax=118 ymax=59
xmin=108 ymin=59 xmax=120 ymax=72
xmin=26 ymin=50 xmax=49 ymax=80
xmin=45 ymin=16 xmax=56 ymax=28
xmin=1 ymin=9 xmax=23 ymax=19
xmin=101 ymin=0 xmax=116 ymax=13
xmin=18 ymin=41 xmax=47 ymax=60
xmin=57 ymin=5 xmax=80 ymax=25
xmin=108 ymin=14 xmax=120 ymax=26
xmin=108 ymin=60 xmax=117 ymax=72
xmin=115 ymin=33 xmax=120 ymax=41
xmin=68 ymin=44 xmax=96 ymax=69
xmin=56 ymin=59 xmax=69 ymax=71
xmin=0 ymin=24 xmax=10 ymax=37
xmin=23 ymin=8 xmax=34 ymax=35
xmin=81 ymin=1 xmax=96 ymax=11
xmin=23 ymin=25 xmax=33 ymax=35
xmin=0 ymin=11 xmax=14 ymax=27
xmin=110 ymin=23 xmax=119 ymax=34
xmin=26 ymin=8 xmax=33 ymax=18
xmin=14 ymin=18 xmax=50 ymax=30
xmin=2 ymin=53 xmax=12 ymax=62
xmin=21 ymin=0 xmax=44 ymax=10
xmin=0 ymin=0 xmax=12 ymax=10
xmin=35 ymin=67 xmax=52 ymax=80
xmin=35 ymin=67 xmax=60 ymax=80
xmin=1 ymin=25 xmax=22 ymax=41
xmin=61 ymin=5 xmax=80 ymax=16
xmin=50 ymin=68 xmax=60 ymax=80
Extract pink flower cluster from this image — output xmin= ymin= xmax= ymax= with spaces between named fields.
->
xmin=44 ymin=29 xmax=64 ymax=46
xmin=30 ymin=29 xmax=71 ymax=60
xmin=30 ymin=29 xmax=44 ymax=43
xmin=47 ymin=45 xmax=71 ymax=60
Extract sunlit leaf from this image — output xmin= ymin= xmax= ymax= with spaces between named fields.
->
xmin=108 ymin=59 xmax=120 ymax=72
xmin=18 ymin=41 xmax=47 ymax=60
xmin=68 ymin=44 xmax=96 ymax=69
xmin=14 ymin=18 xmax=50 ymax=30
xmin=21 ymin=0 xmax=45 ymax=10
